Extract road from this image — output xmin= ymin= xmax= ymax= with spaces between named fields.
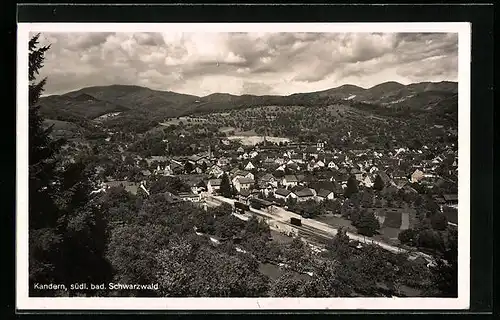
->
xmin=209 ymin=195 xmax=435 ymax=261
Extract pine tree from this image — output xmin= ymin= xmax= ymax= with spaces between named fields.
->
xmin=28 ymin=34 xmax=112 ymax=296
xmin=373 ymin=174 xmax=385 ymax=191
xmin=220 ymin=173 xmax=232 ymax=197
xmin=344 ymin=175 xmax=359 ymax=198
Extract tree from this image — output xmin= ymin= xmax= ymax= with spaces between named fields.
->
xmin=373 ymin=174 xmax=385 ymax=191
xmin=398 ymin=228 xmax=417 ymax=246
xmin=326 ymin=227 xmax=351 ymax=260
xmin=184 ymin=161 xmax=194 ymax=173
xmin=344 ymin=175 xmax=359 ymax=198
xmin=149 ymin=176 xmax=189 ymax=195
xmin=155 ymin=238 xmax=269 ymax=297
xmin=417 ymin=229 xmax=445 ymax=252
xmin=219 ymin=173 xmax=232 ymax=197
xmin=427 ymin=228 xmax=457 ymax=297
xmin=430 ymin=212 xmax=448 ymax=231
xmin=356 ymin=210 xmax=380 ymax=237
xmin=28 ymin=34 xmax=112 ymax=296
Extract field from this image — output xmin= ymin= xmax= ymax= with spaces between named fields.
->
xmin=227 ymin=135 xmax=290 ymax=146
xmin=315 ymin=214 xmax=357 ymax=233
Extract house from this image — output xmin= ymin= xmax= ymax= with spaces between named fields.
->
xmin=217 ymin=157 xmax=231 ymax=167
xmin=249 ymin=151 xmax=259 ymax=158
xmin=315 ymin=189 xmax=335 ymax=202
xmin=259 ymin=173 xmax=278 ymax=188
xmin=411 ymin=169 xmax=425 ymax=183
xmin=141 ymin=169 xmax=152 ymax=177
xmin=274 ymin=188 xmax=295 ymax=201
xmin=350 ymin=168 xmax=364 ymax=181
xmin=207 ymin=179 xmax=222 ymax=194
xmin=432 ymin=155 xmax=444 ymax=164
xmin=238 ymin=189 xmax=253 ymax=203
xmin=282 ymin=175 xmax=299 ymax=188
xmin=163 ymin=164 xmax=174 ymax=176
xmin=258 ymin=182 xmax=276 ymax=198
xmin=208 ymin=165 xmax=224 ymax=178
xmin=377 ymin=171 xmax=392 ymax=187
xmin=316 ymin=170 xmax=335 ymax=182
xmin=233 ymin=177 xmax=255 ymax=193
xmin=327 ymin=160 xmax=339 ymax=170
xmin=232 ymin=170 xmax=254 ymax=182
xmin=145 ymin=156 xmax=169 ymax=167
xmin=369 ymin=166 xmax=379 ymax=174
xmin=163 ymin=191 xmax=182 ymax=204
xmin=304 ymin=146 xmax=319 ymax=158
xmin=244 ymin=161 xmax=255 ymax=171
xmin=178 ymin=192 xmax=201 ymax=202
xmin=287 ymin=162 xmax=301 ymax=171
xmin=178 ymin=174 xmax=208 ymax=194
xmin=290 ymin=154 xmax=304 ymax=163
xmin=362 ymin=174 xmax=373 ymax=188
xmin=262 ymin=157 xmax=276 ymax=166
xmin=332 ymin=181 xmax=344 ymax=197
xmin=442 ymin=194 xmax=458 ymax=208
xmin=294 ymin=188 xmax=316 ymax=202
xmin=309 ymin=181 xmax=334 ymax=193
xmin=275 ymin=158 xmax=286 ymax=165
xmin=392 ymin=178 xmax=408 ymax=189
xmin=276 ymin=164 xmax=286 ymax=172
xmin=237 ymin=147 xmax=245 ymax=153
xmin=187 ymin=154 xmax=208 ymax=166
xmin=392 ymin=169 xmax=407 ymax=180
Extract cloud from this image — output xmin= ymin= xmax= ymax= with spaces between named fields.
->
xmin=36 ymin=32 xmax=458 ymax=96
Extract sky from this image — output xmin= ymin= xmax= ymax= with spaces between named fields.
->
xmin=35 ymin=32 xmax=458 ymax=97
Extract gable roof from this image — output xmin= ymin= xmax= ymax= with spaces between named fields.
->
xmin=259 ymin=173 xmax=276 ymax=182
xmin=378 ymin=171 xmax=391 ymax=184
xmin=284 ymin=175 xmax=299 ymax=182
xmin=233 ymin=169 xmax=251 ymax=177
xmin=350 ymin=168 xmax=362 ymax=174
xmin=239 ymin=189 xmax=252 ymax=197
xmin=316 ymin=189 xmax=333 ymax=198
xmin=237 ymin=177 xmax=255 ymax=185
xmin=304 ymin=146 xmax=318 ymax=153
xmin=294 ymin=188 xmax=315 ymax=197
xmin=163 ymin=191 xmax=182 ymax=204
xmin=309 ymin=181 xmax=336 ymax=192
xmin=443 ymin=194 xmax=458 ymax=202
xmin=208 ymin=179 xmax=221 ymax=186
xmin=275 ymin=188 xmax=292 ymax=197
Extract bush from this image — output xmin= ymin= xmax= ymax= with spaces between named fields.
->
xmin=398 ymin=228 xmax=417 ymax=246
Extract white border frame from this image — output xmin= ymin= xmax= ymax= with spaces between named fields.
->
xmin=16 ymin=22 xmax=471 ymax=311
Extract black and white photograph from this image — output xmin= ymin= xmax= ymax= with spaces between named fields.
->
xmin=17 ymin=23 xmax=470 ymax=310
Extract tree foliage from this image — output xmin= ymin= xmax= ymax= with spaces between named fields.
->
xmin=344 ymin=175 xmax=359 ymax=198
xmin=373 ymin=174 xmax=385 ymax=191
xmin=356 ymin=210 xmax=380 ymax=237
xmin=219 ymin=173 xmax=232 ymax=197
xmin=29 ymin=34 xmax=112 ymax=296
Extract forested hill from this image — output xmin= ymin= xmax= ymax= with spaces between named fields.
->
xmin=37 ymin=81 xmax=458 ymax=139
xmin=39 ymin=81 xmax=457 ymax=118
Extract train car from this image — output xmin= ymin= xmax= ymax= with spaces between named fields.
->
xmin=234 ymin=201 xmax=250 ymax=213
xmin=250 ymin=198 xmax=273 ymax=210
xmin=290 ymin=217 xmax=302 ymax=226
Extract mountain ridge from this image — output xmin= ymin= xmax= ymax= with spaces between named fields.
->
xmin=43 ymin=80 xmax=458 ymax=100
xmin=38 ymin=80 xmax=458 ymax=123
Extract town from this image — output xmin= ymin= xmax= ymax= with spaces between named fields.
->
xmin=88 ymin=125 xmax=458 ymax=261
xmin=28 ymin=32 xmax=459 ymax=299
